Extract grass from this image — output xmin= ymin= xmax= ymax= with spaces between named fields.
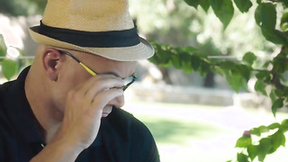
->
xmin=123 ymin=101 xmax=288 ymax=162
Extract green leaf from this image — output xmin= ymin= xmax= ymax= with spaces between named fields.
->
xmin=250 ymin=127 xmax=261 ymax=136
xmin=235 ymin=135 xmax=252 ymax=148
xmin=254 ymin=80 xmax=267 ymax=96
xmin=242 ymin=52 xmax=257 ymax=66
xmin=270 ymin=130 xmax=286 ymax=153
xmin=255 ymin=3 xmax=276 ymax=30
xmin=269 ymin=91 xmax=277 ymax=104
xmin=250 ymin=125 xmax=269 ymax=136
xmin=171 ymin=53 xmax=182 ymax=69
xmin=282 ymin=24 xmax=288 ymax=31
xmin=254 ymin=5 xmax=262 ymax=26
xmin=0 ymin=34 xmax=7 ymax=61
xmin=257 ymin=137 xmax=272 ymax=161
xmin=182 ymin=46 xmax=197 ymax=53
xmin=149 ymin=51 xmax=160 ymax=64
xmin=255 ymin=3 xmax=287 ymax=46
xmin=149 ymin=42 xmax=161 ymax=64
xmin=268 ymin=123 xmax=280 ymax=130
xmin=261 ymin=28 xmax=288 ymax=46
xmin=255 ymin=70 xmax=270 ymax=80
xmin=279 ymin=0 xmax=288 ymax=7
xmin=218 ymin=61 xmax=235 ymax=70
xmin=261 ymin=3 xmax=276 ymax=30
xmin=1 ymin=59 xmax=18 ymax=80
xmin=209 ymin=0 xmax=223 ymax=10
xmin=148 ymin=55 xmax=158 ymax=64
xmin=213 ymin=66 xmax=225 ymax=76
xmin=274 ymin=89 xmax=284 ymax=98
xmin=191 ymin=55 xmax=201 ymax=71
xmin=151 ymin=44 xmax=172 ymax=66
xmin=256 ymin=0 xmax=262 ymax=4
xmin=258 ymin=125 xmax=269 ymax=132
xmin=280 ymin=119 xmax=288 ymax=132
xmin=184 ymin=0 xmax=200 ymax=8
xmin=233 ymin=0 xmax=252 ymax=13
xmin=237 ymin=64 xmax=251 ymax=80
xmin=209 ymin=0 xmax=234 ymax=28
xmin=247 ymin=145 xmax=258 ymax=161
xmin=225 ymin=69 xmax=245 ymax=92
xmin=181 ymin=54 xmax=193 ymax=73
xmin=237 ymin=153 xmax=249 ymax=162
xmin=272 ymin=98 xmax=284 ymax=116
xmin=199 ymin=61 xmax=210 ymax=76
xmin=262 ymin=61 xmax=271 ymax=68
xmin=199 ymin=0 xmax=210 ymax=12
xmin=158 ymin=45 xmax=172 ymax=65
xmin=272 ymin=53 xmax=287 ymax=72
xmin=280 ymin=12 xmax=288 ymax=30
xmin=219 ymin=64 xmax=250 ymax=92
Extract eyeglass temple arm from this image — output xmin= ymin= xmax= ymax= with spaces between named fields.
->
xmin=59 ymin=50 xmax=97 ymax=76
xmin=79 ymin=62 xmax=97 ymax=76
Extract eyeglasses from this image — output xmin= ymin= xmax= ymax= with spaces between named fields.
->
xmin=58 ymin=50 xmax=137 ymax=91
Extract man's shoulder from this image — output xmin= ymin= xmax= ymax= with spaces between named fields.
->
xmin=107 ymin=108 xmax=160 ymax=161
xmin=0 ymin=81 xmax=14 ymax=95
xmin=105 ymin=107 xmax=153 ymax=139
xmin=0 ymin=81 xmax=17 ymax=139
xmin=0 ymin=81 xmax=14 ymax=113
xmin=109 ymin=107 xmax=133 ymax=120
xmin=108 ymin=107 xmax=146 ymax=129
xmin=0 ymin=81 xmax=15 ymax=116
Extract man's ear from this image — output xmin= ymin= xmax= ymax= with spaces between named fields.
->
xmin=42 ymin=48 xmax=64 ymax=82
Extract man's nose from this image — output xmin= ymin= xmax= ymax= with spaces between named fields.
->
xmin=108 ymin=95 xmax=124 ymax=108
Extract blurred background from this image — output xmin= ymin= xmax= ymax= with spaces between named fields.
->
xmin=0 ymin=0 xmax=287 ymax=161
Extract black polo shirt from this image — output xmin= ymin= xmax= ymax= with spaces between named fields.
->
xmin=0 ymin=67 xmax=160 ymax=162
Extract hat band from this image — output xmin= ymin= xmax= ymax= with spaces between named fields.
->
xmin=37 ymin=21 xmax=141 ymax=48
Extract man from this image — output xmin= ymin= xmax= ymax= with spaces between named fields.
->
xmin=0 ymin=0 xmax=160 ymax=161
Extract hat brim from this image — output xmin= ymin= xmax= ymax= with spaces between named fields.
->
xmin=29 ymin=26 xmax=154 ymax=61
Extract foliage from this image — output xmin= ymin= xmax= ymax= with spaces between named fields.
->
xmin=0 ymin=34 xmax=23 ymax=80
xmin=149 ymin=0 xmax=288 ymax=161
xmin=0 ymin=0 xmax=46 ymax=16
xmin=130 ymin=0 xmax=277 ymax=73
xmin=233 ymin=120 xmax=288 ymax=162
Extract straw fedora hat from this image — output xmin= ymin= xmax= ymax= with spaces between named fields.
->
xmin=29 ymin=0 xmax=154 ymax=61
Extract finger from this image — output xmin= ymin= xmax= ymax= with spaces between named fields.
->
xmin=90 ymin=88 xmax=123 ymax=112
xmin=85 ymin=77 xmax=124 ymax=102
xmin=85 ymin=79 xmax=124 ymax=102
xmin=78 ymin=74 xmax=123 ymax=95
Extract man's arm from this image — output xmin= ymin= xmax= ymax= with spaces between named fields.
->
xmin=30 ymin=137 xmax=82 ymax=162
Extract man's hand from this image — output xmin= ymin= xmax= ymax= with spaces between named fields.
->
xmin=31 ymin=75 xmax=124 ymax=162
xmin=58 ymin=74 xmax=124 ymax=148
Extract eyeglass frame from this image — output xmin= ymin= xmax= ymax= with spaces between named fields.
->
xmin=57 ymin=50 xmax=137 ymax=91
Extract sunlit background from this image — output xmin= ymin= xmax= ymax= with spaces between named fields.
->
xmin=0 ymin=0 xmax=288 ymax=161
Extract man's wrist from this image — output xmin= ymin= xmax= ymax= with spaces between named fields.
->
xmin=31 ymin=137 xmax=84 ymax=162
